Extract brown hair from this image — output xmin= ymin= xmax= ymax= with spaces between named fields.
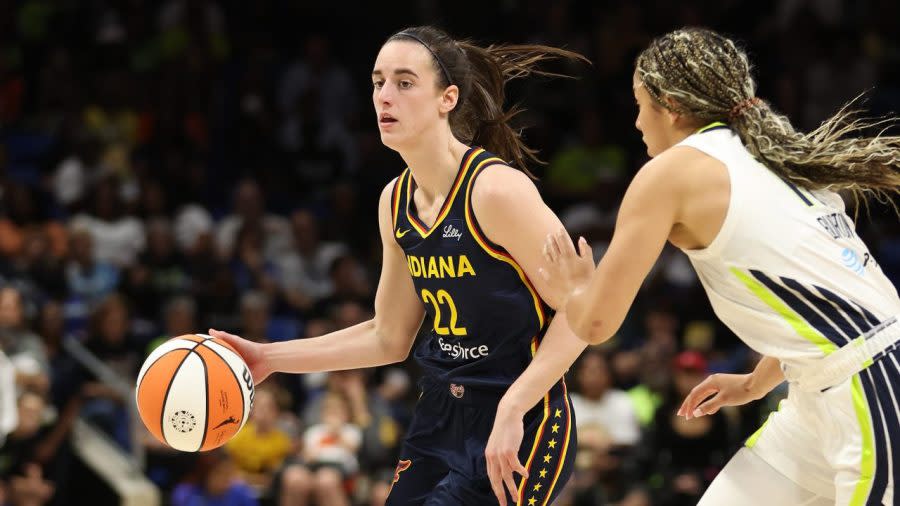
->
xmin=635 ymin=27 xmax=900 ymax=204
xmin=387 ymin=26 xmax=589 ymax=177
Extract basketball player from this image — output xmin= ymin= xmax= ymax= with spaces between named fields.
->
xmin=210 ymin=26 xmax=589 ymax=505
xmin=541 ymin=28 xmax=900 ymax=505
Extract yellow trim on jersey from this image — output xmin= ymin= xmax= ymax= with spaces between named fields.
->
xmin=730 ymin=267 xmax=837 ymax=355
xmin=696 ymin=121 xmax=727 ymax=133
xmin=745 ymin=399 xmax=783 ymax=448
xmin=404 ymin=148 xmax=482 ymax=238
xmin=543 ymin=381 xmax=573 ymax=505
xmin=744 ymin=414 xmax=771 ymax=448
xmin=463 ymin=160 xmax=546 ymax=328
xmin=517 ymin=336 xmax=551 ymax=504
xmin=391 ymin=170 xmax=407 ymax=230
xmin=848 ymin=374 xmax=875 ymax=506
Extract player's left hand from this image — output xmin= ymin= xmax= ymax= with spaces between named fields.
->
xmin=538 ymin=227 xmax=594 ymax=309
xmin=486 ymin=408 xmax=528 ymax=506
xmin=678 ymin=372 xmax=759 ymax=419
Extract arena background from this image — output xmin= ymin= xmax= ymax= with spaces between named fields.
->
xmin=1 ymin=1 xmax=899 ymax=505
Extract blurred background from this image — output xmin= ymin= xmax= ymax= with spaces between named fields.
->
xmin=1 ymin=0 xmax=899 ymax=505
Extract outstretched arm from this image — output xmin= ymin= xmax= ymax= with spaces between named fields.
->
xmin=541 ymin=148 xmax=709 ymax=345
xmin=210 ymin=179 xmax=425 ymax=382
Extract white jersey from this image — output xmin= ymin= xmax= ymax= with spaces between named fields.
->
xmin=677 ymin=127 xmax=900 ymax=371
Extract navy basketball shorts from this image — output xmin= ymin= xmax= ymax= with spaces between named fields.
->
xmin=386 ymin=378 xmax=577 ymax=506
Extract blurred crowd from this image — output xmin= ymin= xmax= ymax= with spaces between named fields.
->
xmin=1 ymin=0 xmax=899 ymax=505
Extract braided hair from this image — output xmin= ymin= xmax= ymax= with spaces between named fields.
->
xmin=636 ymin=28 xmax=900 ymax=203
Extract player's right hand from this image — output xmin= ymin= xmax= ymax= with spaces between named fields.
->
xmin=209 ymin=329 xmax=274 ymax=383
xmin=678 ymin=373 xmax=760 ymax=420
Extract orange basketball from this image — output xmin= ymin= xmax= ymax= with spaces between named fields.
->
xmin=135 ymin=334 xmax=255 ymax=452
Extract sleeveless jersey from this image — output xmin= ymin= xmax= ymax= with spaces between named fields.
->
xmin=390 ymin=147 xmax=552 ymax=391
xmin=677 ymin=126 xmax=900 ymax=370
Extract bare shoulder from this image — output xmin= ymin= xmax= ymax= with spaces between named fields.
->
xmin=470 ymin=163 xmax=540 ymax=209
xmin=377 ymin=176 xmax=401 ymax=238
xmin=631 ymin=145 xmax=724 ymax=197
xmin=379 ymin=176 xmax=400 ymax=204
xmin=377 ymin=176 xmax=402 ymax=216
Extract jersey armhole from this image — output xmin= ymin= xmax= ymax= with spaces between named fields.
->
xmin=463 ymin=159 xmax=510 ymax=256
xmin=675 ymin=144 xmax=738 ymax=261
xmin=390 ymin=170 xmax=407 ymax=230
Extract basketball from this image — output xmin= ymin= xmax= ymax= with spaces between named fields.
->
xmin=135 ymin=334 xmax=255 ymax=452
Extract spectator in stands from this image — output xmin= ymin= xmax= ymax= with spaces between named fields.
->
xmin=226 ymin=387 xmax=294 ymax=492
xmin=569 ymin=349 xmax=644 ymax=506
xmin=238 ymin=291 xmax=271 ymax=344
xmin=216 ymin=179 xmax=291 ymax=263
xmin=648 ymin=352 xmax=731 ymax=506
xmin=228 ymin=222 xmax=278 ymax=298
xmin=122 ymin=218 xmax=190 ymax=321
xmin=302 ymin=391 xmax=360 ymax=506
xmin=311 ymin=257 xmax=371 ymax=317
xmin=69 ymin=177 xmax=145 ymax=268
xmin=571 ymin=348 xmax=640 ymax=446
xmin=276 ymin=209 xmax=348 ymax=311
xmin=364 ymin=368 xmax=411 ymax=506
xmin=64 ymin=227 xmax=120 ymax=312
xmin=0 ymin=287 xmax=49 ymax=395
xmin=0 ymin=386 xmax=91 ymax=506
xmin=5 ymin=227 xmax=67 ymax=302
xmin=143 ymin=295 xmax=198 ymax=357
xmin=0 ymin=349 xmax=16 ymax=444
xmin=181 ymin=221 xmax=236 ymax=320
xmin=79 ymin=294 xmax=139 ymax=450
xmin=171 ymin=449 xmax=258 ymax=506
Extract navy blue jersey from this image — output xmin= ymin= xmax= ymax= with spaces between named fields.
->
xmin=390 ymin=147 xmax=553 ymax=391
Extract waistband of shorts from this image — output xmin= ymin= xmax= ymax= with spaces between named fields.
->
xmin=784 ymin=315 xmax=900 ymax=392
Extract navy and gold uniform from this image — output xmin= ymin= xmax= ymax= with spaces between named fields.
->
xmin=385 ymin=147 xmax=576 ymax=506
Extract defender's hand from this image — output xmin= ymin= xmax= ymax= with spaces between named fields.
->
xmin=538 ymin=228 xmax=594 ymax=310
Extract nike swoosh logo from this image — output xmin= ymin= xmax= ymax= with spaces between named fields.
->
xmin=396 ymin=229 xmax=411 ymax=238
xmin=213 ymin=417 xmax=239 ymax=430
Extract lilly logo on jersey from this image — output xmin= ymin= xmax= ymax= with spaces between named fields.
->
xmin=438 ymin=337 xmax=489 ymax=360
xmin=443 ymin=224 xmax=463 ymax=241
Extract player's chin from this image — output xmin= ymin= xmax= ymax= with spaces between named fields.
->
xmin=378 ymin=128 xmax=397 ymax=143
xmin=379 ymin=131 xmax=409 ymax=151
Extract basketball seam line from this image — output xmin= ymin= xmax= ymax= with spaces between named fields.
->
xmin=195 ymin=347 xmax=210 ymax=452
xmin=198 ymin=340 xmax=247 ymax=434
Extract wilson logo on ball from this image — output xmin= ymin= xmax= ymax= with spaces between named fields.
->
xmin=242 ymin=365 xmax=255 ymax=411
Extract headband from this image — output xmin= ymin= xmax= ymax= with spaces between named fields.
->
xmin=395 ymin=32 xmax=453 ymax=86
